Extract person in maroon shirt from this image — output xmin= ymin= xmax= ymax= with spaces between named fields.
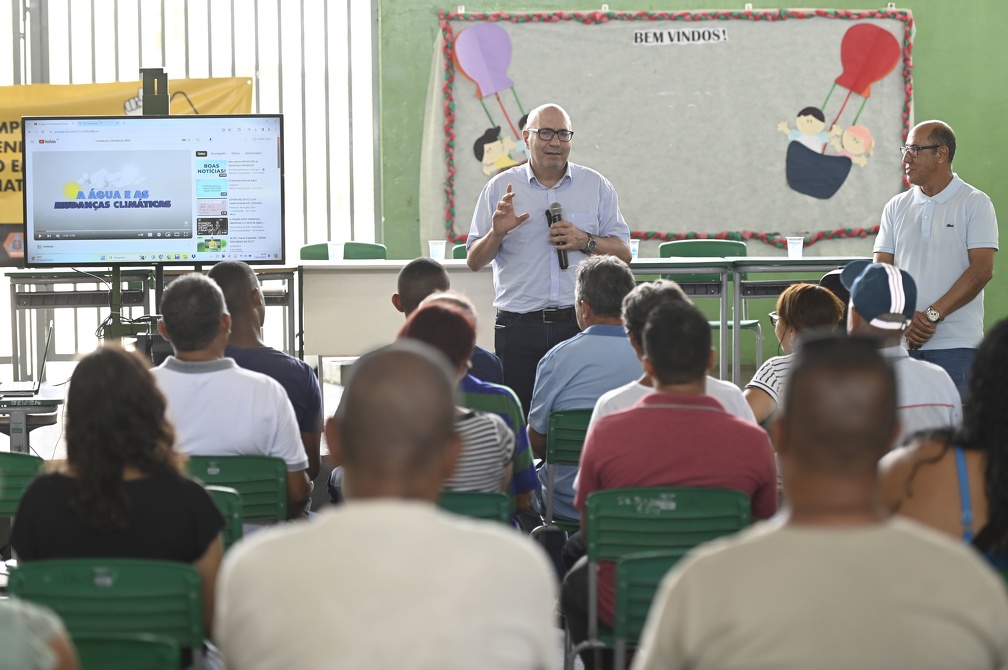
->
xmin=561 ymin=301 xmax=778 ymax=669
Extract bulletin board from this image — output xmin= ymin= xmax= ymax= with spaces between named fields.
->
xmin=424 ymin=8 xmax=914 ymax=250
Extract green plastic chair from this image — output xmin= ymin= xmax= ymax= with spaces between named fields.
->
xmin=186 ymin=456 xmax=287 ymax=523
xmin=566 ymin=487 xmax=750 ymax=670
xmin=462 ymin=387 xmax=526 ymax=441
xmin=529 ymin=409 xmax=594 ymax=543
xmin=659 ymin=239 xmax=763 ymax=369
xmin=9 ymin=559 xmax=206 ymax=669
xmin=204 ymin=485 xmax=244 ymax=550
xmin=74 ymin=632 xmax=180 ymax=670
xmin=612 ymin=550 xmax=690 ymax=670
xmin=438 ymin=490 xmax=511 ymax=524
xmin=452 ymin=243 xmax=468 ymax=260
xmin=299 ymin=241 xmax=388 ymax=260
xmin=0 ymin=452 xmax=45 ymax=516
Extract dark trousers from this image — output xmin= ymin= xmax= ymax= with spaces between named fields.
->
xmin=495 ymin=311 xmax=581 ymax=417
xmin=561 ymin=534 xmax=614 ymax=670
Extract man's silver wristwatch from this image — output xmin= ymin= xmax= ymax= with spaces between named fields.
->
xmin=584 ymin=234 xmax=597 ymax=254
xmin=925 ymin=305 xmax=942 ymax=323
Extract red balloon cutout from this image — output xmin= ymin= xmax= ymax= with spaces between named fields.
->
xmin=834 ymin=24 xmax=900 ymax=98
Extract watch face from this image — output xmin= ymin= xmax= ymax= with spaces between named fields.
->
xmin=926 ymin=308 xmax=940 ymax=322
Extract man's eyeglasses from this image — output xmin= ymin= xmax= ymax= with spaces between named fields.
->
xmin=527 ymin=128 xmax=574 ymax=142
xmin=899 ymin=144 xmax=941 ymax=158
xmin=769 ymin=311 xmax=780 ymax=327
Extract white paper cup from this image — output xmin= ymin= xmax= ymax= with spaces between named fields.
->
xmin=428 ymin=240 xmax=447 ymax=259
xmin=327 ymin=242 xmax=345 ymax=260
xmin=630 ymin=239 xmax=640 ymax=260
xmin=786 ymin=237 xmax=804 ymax=258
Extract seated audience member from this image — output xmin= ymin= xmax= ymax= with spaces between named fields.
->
xmin=631 ymin=336 xmax=1008 ymax=670
xmin=842 ymin=260 xmax=962 ymax=444
xmin=12 ymin=346 xmax=224 ymax=645
xmin=744 ymin=282 xmax=845 ymax=424
xmin=329 ymin=303 xmax=515 ymax=499
xmin=421 ymin=291 xmax=537 ymax=512
xmin=151 ymin=273 xmax=312 ymax=518
xmin=392 ymin=256 xmax=503 ymax=384
xmin=565 ymin=302 xmax=777 ymax=668
xmin=207 ymin=260 xmax=323 ymax=479
xmin=880 ymin=317 xmax=1008 ymax=568
xmin=400 ymin=303 xmax=515 ymax=492
xmin=528 ymin=255 xmax=642 ymax=523
xmin=0 ymin=598 xmax=78 ymax=670
xmin=215 ymin=341 xmax=556 ymax=669
xmin=591 ymin=279 xmax=756 ymax=425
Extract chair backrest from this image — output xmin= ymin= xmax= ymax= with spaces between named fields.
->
xmin=299 ymin=241 xmax=388 ymax=260
xmin=659 ymin=239 xmax=748 ymax=283
xmin=204 ymin=485 xmax=244 ymax=550
xmin=438 ymin=490 xmax=511 ymax=524
xmin=546 ymin=409 xmax=594 ymax=466
xmin=299 ymin=243 xmax=329 ymax=260
xmin=462 ymin=387 xmax=526 ymax=437
xmin=74 ymin=632 xmax=181 ymax=670
xmin=0 ymin=452 xmax=45 ymax=516
xmin=613 ymin=549 xmax=689 ymax=648
xmin=585 ymin=487 xmax=750 ymax=562
xmin=343 ymin=241 xmax=387 ymax=259
xmin=8 ymin=559 xmax=204 ymax=653
xmin=452 ymin=243 xmax=467 ymax=260
xmin=186 ymin=456 xmax=287 ymax=523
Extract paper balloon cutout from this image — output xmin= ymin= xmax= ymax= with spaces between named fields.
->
xmin=834 ymin=24 xmax=900 ymax=98
xmin=454 ymin=24 xmax=514 ymax=99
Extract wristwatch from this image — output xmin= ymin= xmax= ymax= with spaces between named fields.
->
xmin=925 ymin=306 xmax=942 ymax=323
xmin=584 ymin=234 xmax=597 ymax=254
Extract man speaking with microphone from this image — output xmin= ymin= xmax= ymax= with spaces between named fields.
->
xmin=466 ymin=103 xmax=631 ymax=415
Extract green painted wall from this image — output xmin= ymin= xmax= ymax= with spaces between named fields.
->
xmin=379 ymin=1 xmax=1008 ymax=327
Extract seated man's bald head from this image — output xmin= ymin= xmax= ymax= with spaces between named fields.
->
xmin=778 ymin=335 xmax=897 ymax=474
xmin=333 ymin=341 xmax=459 ymax=491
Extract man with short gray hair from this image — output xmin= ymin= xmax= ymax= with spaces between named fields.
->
xmin=526 ymin=255 xmax=642 ymax=524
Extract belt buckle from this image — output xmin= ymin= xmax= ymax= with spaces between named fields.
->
xmin=542 ymin=308 xmax=562 ymax=323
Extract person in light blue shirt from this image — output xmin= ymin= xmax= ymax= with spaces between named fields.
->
xmin=466 ymin=103 xmax=631 ymax=416
xmin=526 ymin=256 xmax=642 ymax=523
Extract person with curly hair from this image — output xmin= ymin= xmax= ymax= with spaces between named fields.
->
xmin=880 ymin=317 xmax=1008 ymax=568
xmin=744 ymin=282 xmax=846 ymax=424
xmin=11 ymin=346 xmax=224 ymax=639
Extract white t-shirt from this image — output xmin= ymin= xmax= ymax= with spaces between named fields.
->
xmin=216 ymin=500 xmax=557 ymax=670
xmin=745 ymin=354 xmax=794 ymax=409
xmin=882 ymin=345 xmax=963 ymax=446
xmin=590 ymin=377 xmax=756 ymax=427
xmin=632 ymin=517 xmax=1008 ymax=670
xmin=875 ymin=174 xmax=999 ymax=350
xmin=151 ymin=357 xmax=308 ymax=471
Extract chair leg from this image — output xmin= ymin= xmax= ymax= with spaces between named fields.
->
xmin=754 ymin=323 xmax=763 ymax=369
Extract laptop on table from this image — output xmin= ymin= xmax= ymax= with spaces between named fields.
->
xmin=0 ymin=321 xmax=53 ymax=397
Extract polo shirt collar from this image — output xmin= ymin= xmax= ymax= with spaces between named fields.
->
xmin=524 ymin=160 xmax=573 ymax=188
xmin=161 ymin=356 xmax=237 ymax=373
xmin=582 ymin=324 xmax=627 ymax=337
xmin=912 ymin=173 xmax=963 ymax=205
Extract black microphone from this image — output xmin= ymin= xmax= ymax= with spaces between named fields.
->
xmin=547 ymin=201 xmax=569 ymax=270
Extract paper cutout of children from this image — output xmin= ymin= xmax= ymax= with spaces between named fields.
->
xmin=509 ymin=113 xmax=530 ymax=163
xmin=474 ymin=126 xmax=519 ymax=176
xmin=829 ymin=124 xmax=874 ymax=167
xmin=778 ymin=106 xmax=830 ymax=153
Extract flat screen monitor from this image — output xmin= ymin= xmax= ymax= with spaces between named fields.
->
xmin=21 ymin=114 xmax=285 ymax=267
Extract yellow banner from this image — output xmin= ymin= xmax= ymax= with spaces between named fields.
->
xmin=0 ymin=77 xmax=252 ymax=226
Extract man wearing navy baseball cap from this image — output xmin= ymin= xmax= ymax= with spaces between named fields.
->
xmin=842 ymin=260 xmax=962 ymax=445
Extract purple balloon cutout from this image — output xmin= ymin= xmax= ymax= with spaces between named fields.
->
xmin=454 ymin=23 xmax=514 ymax=99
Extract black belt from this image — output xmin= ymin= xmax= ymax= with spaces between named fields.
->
xmin=499 ymin=307 xmax=576 ymax=323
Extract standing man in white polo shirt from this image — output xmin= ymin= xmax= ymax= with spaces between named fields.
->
xmin=874 ymin=120 xmax=998 ymax=399
xmin=466 ymin=103 xmax=632 ymax=415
